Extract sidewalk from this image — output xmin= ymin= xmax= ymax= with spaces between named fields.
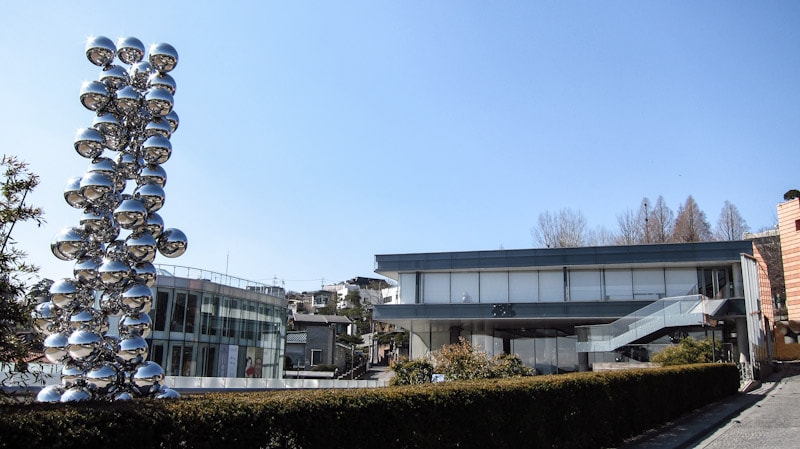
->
xmin=618 ymin=362 xmax=800 ymax=449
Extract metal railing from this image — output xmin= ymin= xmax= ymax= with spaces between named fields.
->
xmin=154 ymin=264 xmax=285 ymax=298
xmin=576 ymin=294 xmax=708 ymax=352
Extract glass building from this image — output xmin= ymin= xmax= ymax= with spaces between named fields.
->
xmin=148 ymin=265 xmax=287 ymax=379
xmin=373 ymin=241 xmax=771 ymax=378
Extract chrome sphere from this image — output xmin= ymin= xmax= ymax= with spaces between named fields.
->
xmin=132 ymin=262 xmax=157 ymax=287
xmin=141 ymin=135 xmax=172 ymax=164
xmin=61 ymin=386 xmax=92 ymax=402
xmin=74 ymin=128 xmax=105 ymax=159
xmin=156 ymin=387 xmax=180 ymax=399
xmin=148 ymin=73 xmax=176 ymax=95
xmin=36 ymin=385 xmax=64 ymax=403
xmin=86 ymin=36 xmax=116 ymax=66
xmin=113 ymin=85 xmax=142 ymax=115
xmin=43 ymin=333 xmax=69 ymax=363
xmin=98 ymin=257 xmax=132 ymax=289
xmin=157 ymin=228 xmax=187 ymax=258
xmin=79 ymin=172 xmax=114 ymax=203
xmin=80 ymin=210 xmax=116 ymax=240
xmin=143 ymin=212 xmax=164 ymax=239
xmin=114 ymin=391 xmax=133 ymax=400
xmin=125 ymin=231 xmax=157 ymax=263
xmin=69 ymin=307 xmax=102 ymax=331
xmin=118 ymin=335 xmax=148 ymax=362
xmin=119 ymin=312 xmax=152 ymax=338
xmin=99 ymin=64 xmax=129 ymax=90
xmin=61 ymin=363 xmax=86 ymax=387
xmin=164 ymin=110 xmax=179 ymax=133
xmin=144 ymin=118 xmax=172 ymax=138
xmin=87 ymin=155 xmax=117 ymax=175
xmin=32 ymin=301 xmax=60 ymax=336
xmin=67 ymin=329 xmax=102 ymax=360
xmin=113 ymin=198 xmax=148 ymax=229
xmin=79 ymin=81 xmax=110 ymax=111
xmin=73 ymin=255 xmax=102 ymax=288
xmin=138 ymin=164 xmax=167 ymax=187
xmin=92 ymin=114 xmax=124 ymax=140
xmin=133 ymin=361 xmax=164 ymax=388
xmin=51 ymin=227 xmax=88 ymax=261
xmin=144 ymin=88 xmax=174 ymax=118
xmin=87 ymin=363 xmax=119 ymax=392
xmin=64 ymin=177 xmax=87 ymax=209
xmin=134 ymin=182 xmax=165 ymax=212
xmin=120 ymin=283 xmax=153 ymax=314
xmin=116 ymin=36 xmax=145 ymax=65
xmin=148 ymin=43 xmax=178 ymax=73
xmin=50 ymin=278 xmax=82 ymax=309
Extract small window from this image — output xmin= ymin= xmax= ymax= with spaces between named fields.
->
xmin=310 ymin=349 xmax=322 ymax=366
xmin=795 ymin=219 xmax=800 ymax=231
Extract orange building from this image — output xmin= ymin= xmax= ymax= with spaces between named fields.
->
xmin=778 ymin=198 xmax=800 ymax=322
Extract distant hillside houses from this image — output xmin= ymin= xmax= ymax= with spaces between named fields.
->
xmin=287 ymin=276 xmax=396 ymax=315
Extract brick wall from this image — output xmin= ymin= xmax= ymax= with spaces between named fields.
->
xmin=751 ymin=243 xmax=775 ymax=324
xmin=778 ymin=198 xmax=800 ymax=321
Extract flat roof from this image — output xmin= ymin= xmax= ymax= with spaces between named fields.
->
xmin=375 ymin=241 xmax=754 ymax=279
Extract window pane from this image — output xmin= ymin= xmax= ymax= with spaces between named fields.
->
xmin=423 ymin=273 xmax=450 ymax=303
xmin=154 ymin=290 xmax=170 ymax=332
xmin=398 ymin=273 xmax=416 ymax=304
xmin=171 ymin=291 xmax=187 ymax=332
xmin=569 ymin=270 xmax=601 ymax=301
xmin=451 ymin=273 xmax=479 ymax=303
xmin=605 ymin=269 xmax=633 ymax=300
xmin=665 ymin=269 xmax=698 ymax=296
xmin=633 ymin=269 xmax=665 ymax=299
xmin=509 ymin=272 xmax=538 ymax=303
xmin=480 ymin=272 xmax=508 ymax=303
xmin=539 ymin=271 xmax=564 ymax=302
xmin=185 ymin=293 xmax=198 ymax=334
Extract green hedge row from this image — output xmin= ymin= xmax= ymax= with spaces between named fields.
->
xmin=0 ymin=364 xmax=739 ymax=449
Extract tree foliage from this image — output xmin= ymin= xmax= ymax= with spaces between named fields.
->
xmin=646 ymin=196 xmax=674 ymax=243
xmin=651 ymin=336 xmax=720 ymax=366
xmin=0 ymin=156 xmax=44 ymax=384
xmin=390 ymin=338 xmax=534 ymax=385
xmin=671 ymin=196 xmax=712 ymax=242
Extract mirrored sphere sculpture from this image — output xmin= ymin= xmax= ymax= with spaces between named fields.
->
xmin=35 ymin=36 xmax=187 ymax=402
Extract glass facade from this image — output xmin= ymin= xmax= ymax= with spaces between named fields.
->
xmin=400 ymin=267 xmax=733 ymax=304
xmin=147 ymin=268 xmax=287 ymax=379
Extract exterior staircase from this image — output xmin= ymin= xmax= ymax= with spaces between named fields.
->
xmin=576 ymin=294 xmax=726 ymax=353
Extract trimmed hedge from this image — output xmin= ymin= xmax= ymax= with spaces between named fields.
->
xmin=0 ymin=364 xmax=739 ymax=449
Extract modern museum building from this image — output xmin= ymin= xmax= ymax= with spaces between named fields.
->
xmin=373 ymin=241 xmax=771 ymax=379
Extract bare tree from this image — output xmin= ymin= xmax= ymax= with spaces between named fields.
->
xmin=671 ymin=195 xmax=713 ymax=242
xmin=587 ymin=225 xmax=616 ymax=246
xmin=647 ymin=196 xmax=674 ymax=243
xmin=715 ymin=200 xmax=750 ymax=240
xmin=615 ymin=208 xmax=641 ymax=245
xmin=531 ymin=208 xmax=587 ymax=248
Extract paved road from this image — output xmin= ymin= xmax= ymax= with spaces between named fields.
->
xmin=621 ymin=361 xmax=800 ymax=449
xmin=694 ymin=363 xmax=800 ymax=448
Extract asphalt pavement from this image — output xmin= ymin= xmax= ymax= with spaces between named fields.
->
xmin=619 ymin=361 xmax=800 ymax=449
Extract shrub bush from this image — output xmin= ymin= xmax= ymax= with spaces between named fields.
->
xmin=652 ymin=336 xmax=720 ymax=365
xmin=0 ymin=364 xmax=740 ymax=449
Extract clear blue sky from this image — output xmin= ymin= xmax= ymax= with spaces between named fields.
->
xmin=3 ymin=1 xmax=799 ymax=293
